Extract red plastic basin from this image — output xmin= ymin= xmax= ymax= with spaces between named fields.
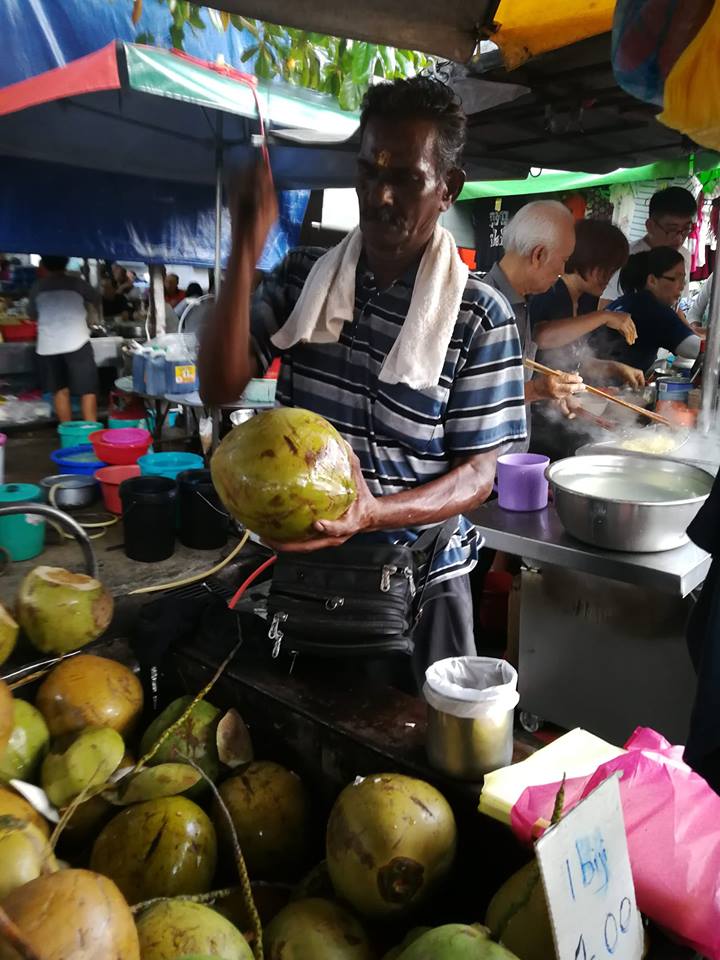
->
xmin=89 ymin=428 xmax=152 ymax=465
xmin=2 ymin=321 xmax=38 ymax=342
xmin=95 ymin=464 xmax=141 ymax=514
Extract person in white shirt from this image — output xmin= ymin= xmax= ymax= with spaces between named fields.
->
xmin=600 ymin=186 xmax=696 ymax=306
xmin=28 ymin=256 xmax=101 ymax=422
xmin=688 ymin=273 xmax=714 ymax=330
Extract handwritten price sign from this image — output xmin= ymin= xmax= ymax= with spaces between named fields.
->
xmin=536 ymin=775 xmax=643 ymax=960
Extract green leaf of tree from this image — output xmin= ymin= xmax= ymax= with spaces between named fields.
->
xmin=254 ymin=48 xmax=273 ymax=81
xmin=130 ymin=4 xmax=433 ymax=109
xmin=379 ymin=46 xmax=396 ymax=75
xmin=188 ymin=9 xmax=205 ymax=30
xmin=351 ymin=42 xmax=376 ymax=83
xmin=169 ymin=22 xmax=184 ymax=49
xmin=339 ymin=75 xmax=363 ymax=112
xmin=231 ymin=15 xmax=259 ymax=36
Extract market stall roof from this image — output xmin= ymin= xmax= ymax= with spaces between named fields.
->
xmin=0 ymin=38 xmax=531 ymax=187
xmin=197 ymin=0 xmax=615 ymax=66
xmin=456 ymin=33 xmax=698 ymax=175
xmin=459 ymin=153 xmax=720 ymax=201
xmin=278 ymin=32 xmax=700 ymax=181
xmin=0 ymin=40 xmax=359 ymax=189
xmin=0 ymin=42 xmax=334 ymax=267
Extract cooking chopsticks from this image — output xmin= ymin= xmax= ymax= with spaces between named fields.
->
xmin=524 ymin=358 xmax=673 ymax=428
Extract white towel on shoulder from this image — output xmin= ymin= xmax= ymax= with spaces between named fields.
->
xmin=270 ymin=224 xmax=469 ymax=390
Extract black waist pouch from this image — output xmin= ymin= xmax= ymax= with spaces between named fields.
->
xmin=266 ymin=518 xmax=458 ymax=659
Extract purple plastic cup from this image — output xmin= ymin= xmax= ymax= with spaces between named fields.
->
xmin=495 ymin=453 xmax=550 ymax=512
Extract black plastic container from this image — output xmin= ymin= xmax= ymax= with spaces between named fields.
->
xmin=120 ymin=476 xmax=177 ymax=562
xmin=177 ymin=469 xmax=229 ymax=550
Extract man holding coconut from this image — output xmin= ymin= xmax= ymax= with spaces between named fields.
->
xmin=200 ymin=77 xmax=527 ymax=683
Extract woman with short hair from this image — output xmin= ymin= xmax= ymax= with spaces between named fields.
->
xmin=527 ymin=220 xmax=643 ymax=460
xmin=531 ymin=218 xmax=642 ymax=387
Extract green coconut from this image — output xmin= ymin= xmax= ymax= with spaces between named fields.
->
xmin=35 ymin=653 xmax=143 ymax=738
xmin=58 ymin=751 xmax=135 ymax=848
xmin=90 ymin=795 xmax=217 ymax=902
xmin=0 ymin=815 xmax=58 ymax=899
xmin=135 ymin=900 xmax=252 ymax=960
xmin=139 ymin=695 xmax=222 ymax=794
xmin=395 ymin=924 xmax=521 ymax=960
xmin=17 ymin=566 xmax=113 ymax=654
xmin=0 ymin=604 xmax=18 ymax=666
xmin=0 ymin=680 xmax=12 ymax=760
xmin=0 ymin=869 xmax=140 ymax=960
xmin=41 ymin=726 xmax=125 ymax=809
xmin=326 ymin=773 xmax=457 ymax=918
xmin=215 ymin=761 xmax=310 ymax=880
xmin=485 ymin=861 xmax=556 ymax=960
xmin=210 ymin=407 xmax=356 ymax=542
xmin=265 ymin=898 xmax=373 ymax=960
xmin=383 ymin=929 xmax=432 ymax=960
xmin=0 ymin=698 xmax=50 ymax=783
xmin=0 ymin=784 xmax=49 ymax=838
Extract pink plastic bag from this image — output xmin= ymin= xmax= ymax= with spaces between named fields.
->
xmin=511 ymin=727 xmax=720 ymax=958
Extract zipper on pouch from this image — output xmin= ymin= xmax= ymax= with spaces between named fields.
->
xmin=380 ymin=565 xmax=416 ymax=595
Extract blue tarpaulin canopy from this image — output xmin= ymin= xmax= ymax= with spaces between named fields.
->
xmin=0 ymin=155 xmax=309 ymax=270
xmin=0 ymin=7 xmax=360 ymax=267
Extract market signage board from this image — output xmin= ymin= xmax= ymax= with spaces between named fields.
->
xmin=536 ymin=774 xmax=643 ymax=960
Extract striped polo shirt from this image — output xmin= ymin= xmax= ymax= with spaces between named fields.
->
xmin=251 ymin=247 xmax=527 ymax=583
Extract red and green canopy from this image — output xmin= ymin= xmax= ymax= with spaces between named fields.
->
xmin=0 ymin=41 xmax=359 ymax=188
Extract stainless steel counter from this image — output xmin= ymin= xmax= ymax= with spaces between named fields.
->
xmin=468 ymin=500 xmax=705 ymax=743
xmin=468 ymin=500 xmax=710 ymax=597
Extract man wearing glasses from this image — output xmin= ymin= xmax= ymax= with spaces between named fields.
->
xmin=600 ymin=186 xmax=696 ymax=306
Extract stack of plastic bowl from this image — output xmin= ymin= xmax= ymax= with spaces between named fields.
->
xmin=137 ymin=451 xmax=203 ymax=481
xmin=57 ymin=421 xmax=103 ymax=449
xmin=88 ymin=428 xmax=152 ymax=466
xmin=51 ymin=445 xmax=106 ymax=476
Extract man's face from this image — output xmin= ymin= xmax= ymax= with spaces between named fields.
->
xmin=164 ymin=274 xmax=178 ymax=293
xmin=646 ymin=214 xmax=694 ymax=250
xmin=356 ymin=117 xmax=461 ymax=262
xmin=526 ymin=218 xmax=576 ymax=295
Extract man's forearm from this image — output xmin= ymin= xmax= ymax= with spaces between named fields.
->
xmin=534 ymin=312 xmax=607 ymax=349
xmin=365 ymin=454 xmax=497 ymax=531
xmin=199 ymin=243 xmax=256 ymax=405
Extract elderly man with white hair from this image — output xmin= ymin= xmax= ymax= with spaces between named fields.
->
xmin=483 ymin=200 xmax=585 ymax=431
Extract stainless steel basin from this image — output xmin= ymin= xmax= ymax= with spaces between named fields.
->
xmin=547 ymin=454 xmax=713 ymax=552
